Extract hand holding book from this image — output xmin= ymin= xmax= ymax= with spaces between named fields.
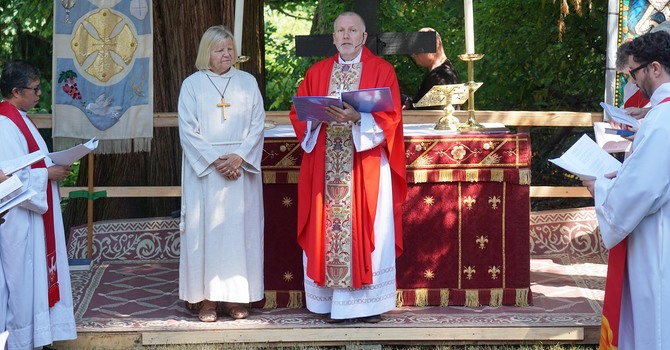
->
xmin=293 ymin=87 xmax=394 ymax=122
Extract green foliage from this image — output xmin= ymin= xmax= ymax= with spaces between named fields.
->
xmin=1 ymin=0 xmax=54 ymax=113
xmin=474 ymin=0 xmax=607 ymax=111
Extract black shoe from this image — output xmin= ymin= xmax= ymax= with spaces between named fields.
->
xmin=323 ymin=313 xmax=345 ymax=323
xmin=359 ymin=314 xmax=382 ymax=323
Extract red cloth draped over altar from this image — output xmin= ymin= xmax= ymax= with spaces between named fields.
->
xmin=257 ymin=124 xmax=531 ymax=308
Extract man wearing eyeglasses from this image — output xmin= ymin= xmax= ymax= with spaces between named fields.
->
xmin=0 ymin=61 xmax=76 ymax=349
xmin=583 ymin=31 xmax=670 ymax=350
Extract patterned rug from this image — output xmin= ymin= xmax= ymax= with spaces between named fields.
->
xmin=68 ymin=207 xmax=605 ymax=331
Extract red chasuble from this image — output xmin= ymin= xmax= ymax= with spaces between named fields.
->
xmin=0 ymin=101 xmax=60 ymax=307
xmin=289 ymin=47 xmax=407 ymax=288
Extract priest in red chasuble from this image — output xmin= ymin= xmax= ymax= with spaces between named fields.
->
xmin=289 ymin=12 xmax=407 ymax=323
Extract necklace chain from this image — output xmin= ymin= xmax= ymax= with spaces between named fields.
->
xmin=205 ymin=73 xmax=231 ymax=98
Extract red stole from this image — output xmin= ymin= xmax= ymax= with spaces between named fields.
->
xmin=599 ymin=96 xmax=670 ymax=349
xmin=0 ymin=101 xmax=60 ymax=307
xmin=623 ymin=88 xmax=649 ymax=109
xmin=289 ymin=47 xmax=407 ymax=288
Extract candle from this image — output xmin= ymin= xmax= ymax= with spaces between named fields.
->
xmin=464 ymin=0 xmax=475 ymax=54
xmin=234 ymin=0 xmax=244 ymax=55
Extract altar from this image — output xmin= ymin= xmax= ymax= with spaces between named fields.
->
xmin=259 ymin=124 xmax=531 ymax=308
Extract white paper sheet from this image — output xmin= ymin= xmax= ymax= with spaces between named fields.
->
xmin=549 ymin=134 xmax=622 ymax=180
xmin=47 ymin=138 xmax=98 ymax=166
xmin=600 ymin=102 xmax=642 ymax=128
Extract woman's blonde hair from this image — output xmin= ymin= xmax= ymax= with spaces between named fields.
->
xmin=195 ymin=25 xmax=237 ymax=71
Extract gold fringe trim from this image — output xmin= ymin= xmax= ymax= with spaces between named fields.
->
xmin=490 ymin=169 xmax=504 ymax=182
xmin=465 ymin=289 xmax=480 ymax=307
xmin=515 ymin=288 xmax=529 ymax=306
xmin=519 ymin=168 xmax=531 ymax=185
xmin=396 ymin=290 xmax=404 ymax=308
xmin=413 ymin=170 xmax=428 ymax=183
xmin=489 ymin=289 xmax=503 ymax=307
xmin=263 ymin=171 xmax=277 ymax=184
xmin=465 ymin=169 xmax=479 ymax=182
xmin=414 ymin=288 xmax=428 ymax=307
xmin=263 ymin=291 xmax=277 ymax=309
xmin=286 ymin=171 xmax=300 ymax=184
xmin=438 ymin=169 xmax=453 ymax=182
xmin=440 ymin=289 xmax=450 ymax=307
xmin=287 ymin=290 xmax=303 ymax=308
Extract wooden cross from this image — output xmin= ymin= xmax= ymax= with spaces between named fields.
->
xmin=295 ymin=0 xmax=436 ymax=57
xmin=217 ymin=96 xmax=231 ymax=121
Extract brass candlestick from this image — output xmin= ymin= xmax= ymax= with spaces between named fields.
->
xmin=235 ymin=55 xmax=250 ymax=68
xmin=458 ymin=53 xmax=484 ymax=131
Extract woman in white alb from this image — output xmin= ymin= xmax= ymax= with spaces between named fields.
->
xmin=177 ymin=25 xmax=265 ymax=322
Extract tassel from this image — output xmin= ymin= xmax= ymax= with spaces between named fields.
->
xmin=515 ymin=288 xmax=529 ymax=306
xmin=490 ymin=169 xmax=504 ymax=182
xmin=519 ymin=168 xmax=531 ymax=185
xmin=489 ymin=289 xmax=503 ymax=307
xmin=414 ymin=288 xmax=428 ymax=307
xmin=396 ymin=290 xmax=404 ymax=307
xmin=440 ymin=288 xmax=450 ymax=307
xmin=287 ymin=290 xmax=303 ymax=308
xmin=465 ymin=289 xmax=480 ymax=307
xmin=465 ymin=169 xmax=479 ymax=182
xmin=263 ymin=171 xmax=276 ymax=184
xmin=287 ymin=171 xmax=300 ymax=184
xmin=263 ymin=291 xmax=277 ymax=309
xmin=413 ymin=170 xmax=428 ymax=183
xmin=438 ymin=169 xmax=453 ymax=182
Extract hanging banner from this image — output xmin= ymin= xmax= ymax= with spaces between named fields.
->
xmin=52 ymin=0 xmax=153 ymax=154
xmin=606 ymin=0 xmax=668 ymax=108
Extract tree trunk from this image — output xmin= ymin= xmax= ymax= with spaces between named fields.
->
xmin=63 ymin=0 xmax=265 ymax=230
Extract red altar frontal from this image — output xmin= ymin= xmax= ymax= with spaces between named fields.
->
xmin=258 ymin=125 xmax=531 ymax=308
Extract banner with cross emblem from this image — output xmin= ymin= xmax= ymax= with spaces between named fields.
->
xmin=52 ymin=0 xmax=153 ymax=153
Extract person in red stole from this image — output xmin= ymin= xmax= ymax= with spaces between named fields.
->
xmin=289 ymin=12 xmax=407 ymax=323
xmin=584 ymin=31 xmax=670 ymax=350
xmin=0 ymin=61 xmax=76 ymax=349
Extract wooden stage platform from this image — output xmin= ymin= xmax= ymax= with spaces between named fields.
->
xmin=56 ymin=207 xmax=605 ymax=348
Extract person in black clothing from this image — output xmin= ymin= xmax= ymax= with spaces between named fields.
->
xmin=403 ymin=27 xmax=461 ymax=110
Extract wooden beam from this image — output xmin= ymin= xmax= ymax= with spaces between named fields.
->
xmin=34 ymin=110 xmax=604 ymax=129
xmin=530 ymin=186 xmax=592 ymax=198
xmin=60 ymin=186 xmax=181 ymax=198
xmin=141 ymin=327 xmax=584 ymax=345
xmin=60 ymin=185 xmax=590 ymax=199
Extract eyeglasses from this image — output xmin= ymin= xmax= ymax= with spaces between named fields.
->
xmin=629 ymin=62 xmax=650 ymax=80
xmin=20 ymin=86 xmax=41 ymax=94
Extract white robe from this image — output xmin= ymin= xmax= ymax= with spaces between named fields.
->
xmin=0 ymin=110 xmax=76 ymax=350
xmin=178 ymin=68 xmax=265 ymax=304
xmin=594 ymin=82 xmax=670 ymax=350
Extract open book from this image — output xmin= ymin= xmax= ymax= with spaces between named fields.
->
xmin=0 ymin=151 xmax=45 ymax=175
xmin=593 ymin=122 xmax=632 ymax=154
xmin=0 ymin=188 xmax=36 ymax=214
xmin=600 ymin=102 xmax=642 ymax=128
xmin=548 ymin=134 xmax=622 ymax=180
xmin=293 ymin=87 xmax=394 ymax=122
xmin=0 ymin=175 xmax=37 ymax=214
